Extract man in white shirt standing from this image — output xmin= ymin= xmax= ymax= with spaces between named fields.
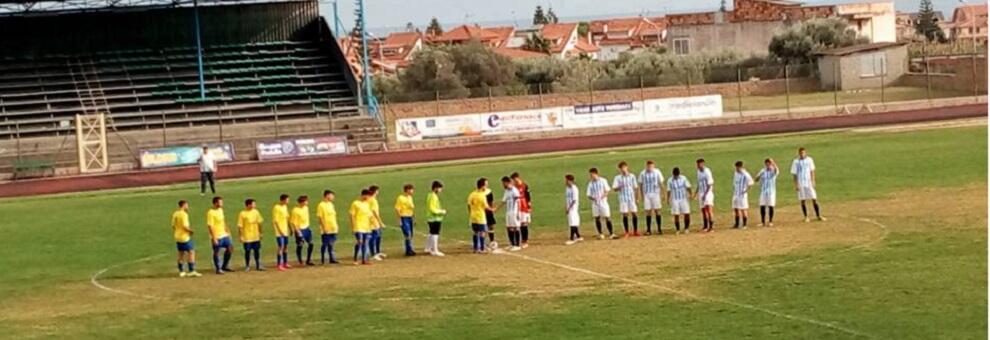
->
xmin=587 ymin=168 xmax=617 ymax=240
xmin=695 ymin=158 xmax=716 ymax=232
xmin=612 ymin=161 xmax=639 ymax=238
xmin=564 ymin=174 xmax=583 ymax=245
xmin=791 ymin=147 xmax=825 ymax=222
xmin=199 ymin=146 xmax=217 ymax=196
xmin=731 ymin=161 xmax=754 ymax=229
xmin=638 ymin=160 xmax=665 ymax=235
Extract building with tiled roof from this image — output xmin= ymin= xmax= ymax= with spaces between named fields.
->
xmin=589 ymin=16 xmax=667 ymax=60
xmin=949 ymin=3 xmax=988 ymax=43
xmin=431 ymin=24 xmax=505 ymax=47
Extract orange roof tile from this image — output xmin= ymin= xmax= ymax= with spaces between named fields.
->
xmin=433 ymin=24 xmax=500 ymax=43
xmin=492 ymin=47 xmax=548 ymax=59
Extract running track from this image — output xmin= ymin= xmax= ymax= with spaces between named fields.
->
xmin=2 ymin=103 xmax=985 ymax=198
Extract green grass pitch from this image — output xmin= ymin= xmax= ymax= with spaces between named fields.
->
xmin=0 ymin=122 xmax=986 ymax=339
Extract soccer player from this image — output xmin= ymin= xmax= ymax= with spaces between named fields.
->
xmin=424 ymin=181 xmax=448 ymax=256
xmin=639 ymin=160 xmax=665 ymax=235
xmin=612 ymin=161 xmax=639 ymax=237
xmin=666 ymin=167 xmax=693 ymax=234
xmin=368 ymin=185 xmax=386 ymax=261
xmin=290 ymin=196 xmax=315 ymax=266
xmin=198 ymin=146 xmax=217 ymax=196
xmin=316 ymin=190 xmax=340 ymax=264
xmin=349 ymin=189 xmax=374 ymax=265
xmin=484 ymin=185 xmax=499 ymax=250
xmin=272 ymin=194 xmax=291 ymax=271
xmin=467 ymin=178 xmax=492 ymax=253
xmin=511 ymin=172 xmax=533 ymax=248
xmin=206 ymin=196 xmax=233 ymax=274
xmin=564 ymin=174 xmax=583 ymax=245
xmin=755 ymin=158 xmax=779 ymax=227
xmin=731 ymin=161 xmax=754 ymax=229
xmin=494 ymin=176 xmax=522 ymax=252
xmin=237 ymin=198 xmax=264 ymax=271
xmin=171 ymin=200 xmax=201 ymax=277
xmin=791 ymin=147 xmax=826 ymax=222
xmin=587 ymin=168 xmax=617 ymax=239
xmin=696 ymin=158 xmax=716 ymax=232
xmin=395 ymin=184 xmax=417 ymax=256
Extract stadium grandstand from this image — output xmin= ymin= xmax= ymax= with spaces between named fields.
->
xmin=0 ymin=0 xmax=384 ymax=177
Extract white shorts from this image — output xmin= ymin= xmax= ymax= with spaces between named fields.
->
xmin=505 ymin=212 xmax=520 ymax=228
xmin=797 ymin=186 xmax=817 ymax=201
xmin=732 ymin=194 xmax=749 ymax=210
xmin=591 ymin=200 xmax=611 ymax=218
xmin=619 ymin=199 xmax=638 ymax=214
xmin=759 ymin=193 xmax=776 ymax=207
xmin=670 ymin=199 xmax=690 ymax=215
xmin=699 ymin=192 xmax=715 ymax=207
xmin=567 ymin=209 xmax=580 ymax=227
xmin=643 ymin=193 xmax=662 ymax=210
xmin=519 ymin=212 xmax=531 ymax=224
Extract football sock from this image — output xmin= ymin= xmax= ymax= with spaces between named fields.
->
xmin=296 ymin=245 xmax=303 ymax=263
xmin=177 ymin=262 xmax=183 ymax=273
xmin=813 ymin=201 xmax=821 ymax=217
xmin=760 ymin=206 xmax=766 ymax=224
xmin=282 ymin=251 xmax=288 ymax=264
xmin=252 ymin=249 xmax=261 ymax=268
xmin=801 ymin=202 xmax=808 ymax=217
xmin=222 ymin=250 xmax=231 ymax=269
xmin=353 ymin=244 xmax=360 ymax=261
xmin=212 ymin=251 xmax=220 ymax=271
xmin=328 ymin=242 xmax=336 ymax=262
xmin=674 ymin=219 xmax=681 ymax=231
xmin=472 ymin=235 xmax=479 ymax=251
xmin=655 ymin=214 xmax=662 ymax=234
xmin=734 ymin=216 xmax=740 ymax=228
xmin=244 ymin=251 xmax=251 ymax=268
xmin=646 ymin=215 xmax=653 ymax=233
xmin=743 ymin=216 xmax=748 ymax=227
xmin=521 ymin=226 xmax=529 ymax=243
xmin=606 ymin=220 xmax=614 ymax=235
xmin=321 ymin=244 xmax=328 ymax=263
xmin=478 ymin=235 xmax=486 ymax=251
xmin=595 ymin=219 xmax=603 ymax=234
xmin=404 ymin=238 xmax=413 ymax=253
xmin=188 ymin=262 xmax=195 ymax=272
xmin=632 ymin=215 xmax=638 ymax=233
xmin=769 ymin=207 xmax=775 ymax=222
xmin=570 ymin=226 xmax=580 ymax=240
xmin=306 ymin=243 xmax=314 ymax=263
xmin=622 ymin=216 xmax=629 ymax=233
xmin=489 ymin=232 xmax=495 ymax=243
xmin=684 ymin=215 xmax=691 ymax=230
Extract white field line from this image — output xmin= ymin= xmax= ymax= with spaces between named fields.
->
xmin=90 ymin=253 xmax=167 ymax=300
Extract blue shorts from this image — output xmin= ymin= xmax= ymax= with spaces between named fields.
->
xmin=322 ymin=233 xmax=338 ymax=244
xmin=213 ymin=236 xmax=232 ymax=249
xmin=370 ymin=229 xmax=381 ymax=238
xmin=276 ymin=236 xmax=289 ymax=247
xmin=471 ymin=223 xmax=487 ymax=233
xmin=354 ymin=232 xmax=370 ymax=243
xmin=400 ymin=217 xmax=414 ymax=237
xmin=296 ymin=228 xmax=313 ymax=244
xmin=243 ymin=241 xmax=261 ymax=252
xmin=176 ymin=240 xmax=194 ymax=252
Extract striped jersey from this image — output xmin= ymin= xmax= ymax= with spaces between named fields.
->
xmin=612 ymin=173 xmax=638 ymax=202
xmin=733 ymin=169 xmax=754 ymax=196
xmin=790 ymin=157 xmax=816 ymax=186
xmin=667 ymin=175 xmax=691 ymax=201
xmin=697 ymin=167 xmax=714 ymax=196
xmin=586 ymin=177 xmax=610 ymax=202
xmin=502 ymin=186 xmax=521 ymax=217
xmin=756 ymin=167 xmax=778 ymax=197
xmin=638 ymin=168 xmax=664 ymax=195
xmin=565 ymin=184 xmax=579 ymax=213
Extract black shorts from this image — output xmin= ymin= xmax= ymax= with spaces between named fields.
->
xmin=485 ymin=211 xmax=496 ymax=225
xmin=428 ymin=221 xmax=442 ymax=235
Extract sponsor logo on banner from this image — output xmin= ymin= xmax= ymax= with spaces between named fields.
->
xmin=395 ymin=114 xmax=482 ymax=141
xmin=481 ymin=108 xmax=563 ymax=135
xmin=642 ymin=95 xmax=723 ymax=122
xmin=256 ymin=136 xmax=348 ymax=161
xmin=563 ymin=101 xmax=643 ymax=129
xmin=139 ymin=143 xmax=234 ymax=169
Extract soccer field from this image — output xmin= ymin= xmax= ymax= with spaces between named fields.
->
xmin=0 ymin=122 xmax=986 ymax=339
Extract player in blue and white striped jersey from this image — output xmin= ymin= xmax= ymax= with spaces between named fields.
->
xmin=791 ymin=147 xmax=825 ymax=222
xmin=564 ymin=174 xmax=583 ymax=245
xmin=731 ymin=161 xmax=754 ymax=229
xmin=612 ymin=161 xmax=639 ymax=238
xmin=754 ymin=158 xmax=778 ymax=227
xmin=695 ymin=158 xmax=716 ymax=232
xmin=493 ymin=176 xmax=522 ymax=252
xmin=639 ymin=160 xmax=665 ymax=235
xmin=587 ymin=168 xmax=617 ymax=240
xmin=665 ymin=167 xmax=693 ymax=234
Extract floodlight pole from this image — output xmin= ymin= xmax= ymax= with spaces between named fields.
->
xmin=193 ymin=0 xmax=207 ymax=101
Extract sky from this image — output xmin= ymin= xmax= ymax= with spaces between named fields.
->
xmin=321 ymin=0 xmax=967 ymax=34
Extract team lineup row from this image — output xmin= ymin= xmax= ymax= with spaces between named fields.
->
xmin=168 ymin=147 xmax=825 ymax=277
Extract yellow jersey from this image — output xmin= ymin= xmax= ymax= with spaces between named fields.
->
xmin=316 ymin=201 xmax=339 ymax=234
xmin=206 ymin=208 xmax=229 ymax=239
xmin=369 ymin=197 xmax=382 ymax=229
xmin=171 ymin=209 xmax=191 ymax=242
xmin=272 ymin=204 xmax=290 ymax=236
xmin=395 ymin=194 xmax=415 ymax=217
xmin=290 ymin=206 xmax=310 ymax=231
xmin=349 ymin=199 xmax=373 ymax=233
xmin=237 ymin=209 xmax=264 ymax=243
xmin=467 ymin=190 xmax=488 ymax=225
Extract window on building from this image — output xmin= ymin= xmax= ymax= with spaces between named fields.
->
xmin=859 ymin=52 xmax=887 ymax=77
xmin=673 ymin=38 xmax=690 ymax=55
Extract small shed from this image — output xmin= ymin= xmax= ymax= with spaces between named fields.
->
xmin=815 ymin=42 xmax=908 ymax=90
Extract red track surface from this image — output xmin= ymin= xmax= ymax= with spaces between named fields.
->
xmin=2 ymin=103 xmax=985 ymax=198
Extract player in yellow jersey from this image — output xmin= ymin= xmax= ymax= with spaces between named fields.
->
xmin=317 ymin=190 xmax=340 ymax=264
xmin=237 ymin=198 xmax=265 ymax=272
xmin=349 ymin=189 xmax=374 ymax=265
xmin=368 ymin=185 xmax=386 ymax=261
xmin=424 ymin=181 xmax=447 ymax=256
xmin=272 ymin=194 xmax=291 ymax=271
xmin=206 ymin=196 xmax=233 ymax=274
xmin=467 ymin=178 xmax=492 ymax=254
xmin=395 ymin=184 xmax=417 ymax=256
xmin=290 ymin=195 xmax=315 ymax=266
xmin=171 ymin=200 xmax=201 ymax=277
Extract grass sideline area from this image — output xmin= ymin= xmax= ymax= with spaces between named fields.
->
xmin=728 ymin=86 xmax=972 ymax=111
xmin=0 ymin=123 xmax=985 ymax=339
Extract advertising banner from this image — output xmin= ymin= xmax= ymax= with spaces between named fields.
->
xmin=139 ymin=143 xmax=234 ymax=169
xmin=480 ymin=108 xmax=564 ymax=135
xmin=562 ymin=101 xmax=644 ymax=129
xmin=642 ymin=95 xmax=723 ymax=122
xmin=395 ymin=114 xmax=483 ymax=141
xmin=256 ymin=136 xmax=348 ymax=161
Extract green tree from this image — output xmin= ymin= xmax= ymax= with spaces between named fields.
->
xmin=522 ymin=33 xmax=552 ymax=53
xmin=515 ymin=56 xmax=566 ymax=85
xmin=426 ymin=17 xmax=443 ymax=37
xmin=533 ymin=5 xmax=549 ymax=25
xmin=914 ymin=0 xmax=947 ymax=42
xmin=768 ymin=18 xmax=868 ymax=64
xmin=547 ymin=7 xmax=560 ymax=24
xmin=399 ymin=48 xmax=469 ymax=100
xmin=577 ymin=22 xmax=590 ymax=37
xmin=444 ymin=42 xmax=520 ymax=93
